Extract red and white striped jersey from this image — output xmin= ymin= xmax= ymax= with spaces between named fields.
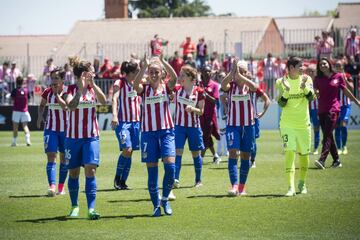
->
xmin=309 ymin=98 xmax=319 ymax=110
xmin=339 ymin=89 xmax=351 ymax=106
xmin=66 ymin=85 xmax=99 ymax=139
xmin=226 ymin=81 xmax=262 ymax=126
xmin=114 ymin=78 xmax=141 ymax=122
xmin=173 ymin=85 xmax=205 ymax=128
xmin=140 ymin=83 xmax=174 ymax=132
xmin=41 ymin=87 xmax=68 ymax=132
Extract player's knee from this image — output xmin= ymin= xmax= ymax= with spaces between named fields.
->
xmin=191 ymin=151 xmax=200 ymax=158
xmin=47 ymin=152 xmax=57 ymax=162
xmin=341 ymin=121 xmax=347 ymax=127
xmin=122 ymin=148 xmax=132 ymax=157
xmin=229 ymin=149 xmax=238 ymax=159
xmin=176 ymin=149 xmax=184 ymax=156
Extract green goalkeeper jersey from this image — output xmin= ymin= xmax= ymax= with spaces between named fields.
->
xmin=276 ymin=75 xmax=313 ymax=129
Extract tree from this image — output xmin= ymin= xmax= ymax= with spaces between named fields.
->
xmin=130 ymin=0 xmax=212 ymax=18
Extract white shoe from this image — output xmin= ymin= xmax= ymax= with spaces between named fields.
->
xmin=225 ymin=151 xmax=229 ymax=156
xmin=251 ymin=162 xmax=256 ymax=168
xmin=238 ymin=191 xmax=247 ymax=196
xmin=313 ymin=149 xmax=319 ymax=155
xmin=168 ymin=190 xmax=176 ymax=201
xmin=228 ymin=185 xmax=238 ymax=197
xmin=173 ymin=179 xmax=180 ymax=189
xmin=11 ymin=142 xmax=17 ymax=147
xmin=285 ymin=188 xmax=296 ymax=197
xmin=214 ymin=157 xmax=222 ymax=165
xmin=57 ymin=190 xmax=66 ymax=195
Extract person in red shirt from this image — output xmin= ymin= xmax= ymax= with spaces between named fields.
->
xmin=180 ymin=37 xmax=196 ymax=61
xmin=110 ymin=61 xmax=121 ymax=79
xmin=170 ymin=51 xmax=184 ymax=76
xmin=11 ymin=76 xmax=31 ymax=146
xmin=150 ymin=34 xmax=168 ymax=57
xmin=99 ymin=58 xmax=112 ymax=79
xmin=199 ymin=65 xmax=221 ymax=163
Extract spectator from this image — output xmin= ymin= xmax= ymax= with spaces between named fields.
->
xmin=210 ymin=52 xmax=221 ymax=72
xmin=0 ymin=62 xmax=10 ymax=103
xmin=43 ymin=58 xmax=55 ymax=87
xmin=274 ymin=57 xmax=286 ymax=79
xmin=319 ymin=31 xmax=334 ymax=60
xmin=196 ymin=37 xmax=207 ymax=69
xmin=170 ymin=51 xmax=184 ymax=76
xmin=0 ymin=61 xmax=10 ymax=81
xmin=345 ymin=27 xmax=360 ymax=58
xmin=150 ymin=34 xmax=168 ymax=57
xmin=99 ymin=58 xmax=112 ymax=79
xmin=263 ymin=53 xmax=277 ymax=99
xmin=344 ymin=55 xmax=360 ymax=97
xmin=110 ymin=61 xmax=121 ymax=79
xmin=9 ymin=61 xmax=22 ymax=92
xmin=93 ymin=58 xmax=100 ymax=78
xmin=184 ymin=53 xmax=196 ymax=69
xmin=64 ymin=63 xmax=75 ymax=86
xmin=26 ymin=74 xmax=36 ymax=104
xmin=222 ymin=54 xmax=233 ymax=73
xmin=314 ymin=35 xmax=321 ymax=60
xmin=247 ymin=56 xmax=257 ymax=79
xmin=180 ymin=37 xmax=196 ymax=61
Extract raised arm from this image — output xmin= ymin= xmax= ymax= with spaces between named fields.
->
xmin=134 ymin=55 xmax=148 ymax=94
xmin=87 ymin=72 xmax=106 ymax=105
xmin=160 ymin=54 xmax=177 ymax=90
xmin=221 ymin=60 xmax=237 ymax=91
xmin=343 ymin=86 xmax=360 ymax=107
xmin=66 ymin=77 xmax=84 ymax=111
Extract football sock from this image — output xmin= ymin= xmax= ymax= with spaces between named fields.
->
xmin=228 ymin=158 xmax=238 ymax=185
xmin=162 ymin=163 xmax=175 ymax=200
xmin=251 ymin=142 xmax=257 ymax=162
xmin=68 ymin=177 xmax=79 ymax=206
xmin=341 ymin=126 xmax=348 ymax=147
xmin=121 ymin=156 xmax=131 ymax=182
xmin=85 ymin=177 xmax=97 ymax=210
xmin=175 ymin=155 xmax=182 ymax=180
xmin=285 ymin=151 xmax=296 ymax=190
xmin=299 ymin=154 xmax=309 ymax=183
xmin=335 ymin=127 xmax=342 ymax=149
xmin=193 ymin=155 xmax=202 ymax=183
xmin=314 ymin=129 xmax=320 ymax=150
xmin=147 ymin=166 xmax=159 ymax=207
xmin=46 ymin=162 xmax=56 ymax=186
xmin=239 ymin=158 xmax=250 ymax=185
xmin=115 ymin=155 xmax=125 ymax=178
xmin=59 ymin=163 xmax=68 ymax=185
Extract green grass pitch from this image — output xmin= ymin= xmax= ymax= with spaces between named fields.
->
xmin=0 ymin=130 xmax=359 ymax=240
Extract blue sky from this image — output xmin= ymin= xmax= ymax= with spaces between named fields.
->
xmin=0 ymin=0 xmax=358 ymax=35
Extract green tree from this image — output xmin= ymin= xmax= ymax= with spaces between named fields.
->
xmin=130 ymin=0 xmax=212 ymax=18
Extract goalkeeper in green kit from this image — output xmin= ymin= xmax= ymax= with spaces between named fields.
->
xmin=276 ymin=56 xmax=315 ymax=197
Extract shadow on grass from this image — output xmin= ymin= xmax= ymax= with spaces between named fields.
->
xmin=101 ymin=214 xmax=152 ymax=219
xmin=108 ymin=198 xmax=149 ymax=203
xmin=208 ymin=167 xmax=228 ymax=170
xmin=16 ymin=213 xmax=153 ymax=223
xmin=16 ymin=215 xmax=76 ymax=223
xmin=248 ymin=194 xmax=285 ymax=199
xmin=9 ymin=194 xmax=47 ymax=199
xmin=187 ymin=194 xmax=230 ymax=199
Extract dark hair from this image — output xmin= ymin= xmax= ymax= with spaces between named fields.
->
xmin=3 ymin=61 xmax=10 ymax=66
xmin=69 ymin=56 xmax=91 ymax=78
xmin=16 ymin=76 xmax=24 ymax=87
xmin=286 ymin=56 xmax=302 ymax=70
xmin=50 ymin=67 xmax=66 ymax=80
xmin=120 ymin=60 xmax=138 ymax=75
xmin=316 ymin=57 xmax=333 ymax=77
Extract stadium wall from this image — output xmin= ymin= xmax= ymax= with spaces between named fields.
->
xmin=0 ymin=103 xmax=359 ymax=131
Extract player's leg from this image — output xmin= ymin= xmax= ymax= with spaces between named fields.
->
xmin=188 ymin=127 xmax=205 ymax=187
xmin=44 ymin=130 xmax=58 ymax=197
xmin=160 ymin=129 xmax=176 ymax=215
xmin=281 ymin=128 xmax=296 ymax=196
xmin=57 ymin=132 xmax=67 ymax=195
xmin=174 ymin=126 xmax=186 ymax=187
xmin=84 ymin=137 xmax=101 ymax=220
xmin=226 ymin=126 xmax=240 ymax=196
xmin=238 ymin=125 xmax=255 ymax=195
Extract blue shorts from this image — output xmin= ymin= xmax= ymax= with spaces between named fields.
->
xmin=175 ymin=125 xmax=205 ymax=151
xmin=254 ymin=118 xmax=260 ymax=139
xmin=226 ymin=125 xmax=255 ymax=153
xmin=43 ymin=129 xmax=65 ymax=153
xmin=64 ymin=137 xmax=100 ymax=169
xmin=141 ymin=128 xmax=176 ymax=163
xmin=310 ymin=109 xmax=320 ymax=127
xmin=338 ymin=105 xmax=351 ymax=123
xmin=115 ymin=122 xmax=140 ymax=151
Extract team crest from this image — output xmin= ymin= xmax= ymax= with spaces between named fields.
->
xmin=142 ymin=152 xmax=148 ymax=159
